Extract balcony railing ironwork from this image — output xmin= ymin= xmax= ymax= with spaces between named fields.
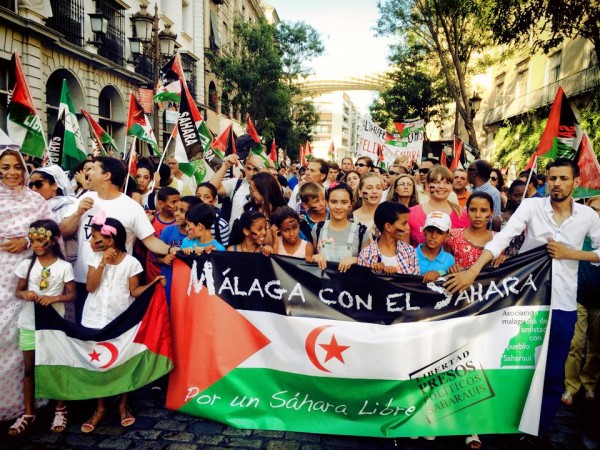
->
xmin=46 ymin=0 xmax=84 ymax=47
xmin=484 ymin=64 xmax=600 ymax=125
xmin=95 ymin=0 xmax=125 ymax=66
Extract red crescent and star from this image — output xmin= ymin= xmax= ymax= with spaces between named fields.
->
xmin=88 ymin=342 xmax=119 ymax=369
xmin=305 ymin=325 xmax=350 ymax=372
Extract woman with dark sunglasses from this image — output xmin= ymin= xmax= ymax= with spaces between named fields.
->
xmin=489 ymin=168 xmax=507 ymax=211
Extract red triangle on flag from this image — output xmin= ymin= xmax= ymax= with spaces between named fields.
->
xmin=440 ymin=149 xmax=447 ymax=167
xmin=166 ymin=260 xmax=271 ymax=410
xmin=247 ymin=115 xmax=260 ymax=143
xmin=575 ymin=132 xmax=600 ymax=195
xmin=213 ymin=124 xmax=233 ymax=154
xmin=449 ymin=136 xmax=463 ymax=171
xmin=134 ymin=284 xmax=172 ymax=359
xmin=305 ymin=140 xmax=312 ymax=155
xmin=10 ymin=52 xmax=37 ymax=115
xmin=269 ymin=139 xmax=277 ymax=164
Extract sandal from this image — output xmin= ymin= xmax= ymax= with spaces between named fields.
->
xmin=119 ymin=406 xmax=135 ymax=427
xmin=81 ymin=409 xmax=105 ymax=433
xmin=561 ymin=390 xmax=573 ymax=406
xmin=466 ymin=434 xmax=482 ymax=449
xmin=8 ymin=414 xmax=35 ymax=436
xmin=50 ymin=406 xmax=68 ymax=433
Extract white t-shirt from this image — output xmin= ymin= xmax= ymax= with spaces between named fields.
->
xmin=15 ymin=258 xmax=74 ymax=330
xmin=67 ymin=192 xmax=155 ymax=282
xmin=222 ymin=177 xmax=250 ymax=227
xmin=81 ymin=252 xmax=143 ymax=329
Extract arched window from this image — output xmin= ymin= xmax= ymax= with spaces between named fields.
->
xmin=208 ymin=81 xmax=218 ymax=111
xmin=221 ymin=92 xmax=230 ymax=118
xmin=45 ymin=69 xmax=85 ymax=145
xmin=98 ymin=86 xmax=125 ymax=155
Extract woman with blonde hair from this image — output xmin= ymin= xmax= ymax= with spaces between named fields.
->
xmin=352 ymin=172 xmax=383 ymax=232
xmin=408 ymin=165 xmax=469 ymax=246
xmin=387 ymin=174 xmax=419 ymax=208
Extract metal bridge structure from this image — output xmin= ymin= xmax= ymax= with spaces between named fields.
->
xmin=295 ymin=72 xmax=391 ymax=95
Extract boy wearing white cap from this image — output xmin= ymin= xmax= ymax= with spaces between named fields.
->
xmin=417 ymin=211 xmax=455 ymax=282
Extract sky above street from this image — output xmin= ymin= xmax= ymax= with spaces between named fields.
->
xmin=267 ymin=0 xmax=393 ymax=111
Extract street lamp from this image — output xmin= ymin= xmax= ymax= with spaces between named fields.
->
xmin=129 ymin=3 xmax=178 ymax=148
xmin=88 ymin=12 xmax=109 ymax=47
xmin=469 ymin=94 xmax=482 ymax=119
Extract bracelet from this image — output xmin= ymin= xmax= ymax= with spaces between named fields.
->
xmin=99 ymin=262 xmax=106 ymax=267
xmin=168 ymin=245 xmax=175 ymax=254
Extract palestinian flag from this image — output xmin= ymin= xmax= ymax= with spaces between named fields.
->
xmin=305 ymin=140 xmax=313 ymax=156
xmin=159 ymin=53 xmax=187 ymax=85
xmin=299 ymin=144 xmax=306 ymax=166
xmin=35 ymin=283 xmax=173 ymax=400
xmin=82 ymin=108 xmax=119 ymax=155
xmin=247 ymin=115 xmax=260 ymax=143
xmin=126 ymin=92 xmax=158 ymax=153
xmin=58 ymin=80 xmax=87 ymax=172
xmin=154 ymin=80 xmax=181 ymax=103
xmin=525 ymin=86 xmax=582 ymax=170
xmin=440 ymin=148 xmax=447 ymax=167
xmin=269 ymin=139 xmax=278 ymax=168
xmin=573 ymin=132 xmax=600 ymax=198
xmin=167 ymin=249 xmax=552 ymax=437
xmin=7 ymin=52 xmax=46 ymax=159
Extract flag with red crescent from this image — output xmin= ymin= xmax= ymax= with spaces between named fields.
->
xmin=34 ymin=283 xmax=173 ymax=400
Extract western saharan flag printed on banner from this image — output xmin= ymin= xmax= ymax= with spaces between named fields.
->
xmin=59 ymin=80 xmax=87 ymax=172
xmin=35 ymin=283 xmax=173 ymax=400
xmin=82 ymin=108 xmax=119 ymax=155
xmin=127 ymin=92 xmax=158 ymax=153
xmin=167 ymin=247 xmax=552 ymax=438
xmin=7 ymin=52 xmax=46 ymax=159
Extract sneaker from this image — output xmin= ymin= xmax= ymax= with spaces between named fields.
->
xmin=561 ymin=390 xmax=573 ymax=406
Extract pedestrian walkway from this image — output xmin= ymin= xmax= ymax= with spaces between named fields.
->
xmin=0 ymin=385 xmax=586 ymax=449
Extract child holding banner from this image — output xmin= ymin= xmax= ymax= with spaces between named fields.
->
xmin=272 ymin=206 xmax=314 ymax=259
xmin=181 ymin=204 xmax=226 ymax=255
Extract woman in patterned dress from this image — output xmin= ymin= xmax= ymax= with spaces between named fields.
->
xmin=0 ymin=148 xmax=54 ymax=422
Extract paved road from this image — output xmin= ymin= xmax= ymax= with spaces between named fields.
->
xmin=0 ymin=385 xmax=590 ymax=450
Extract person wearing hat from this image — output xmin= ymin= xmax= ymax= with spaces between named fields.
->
xmin=416 ymin=211 xmax=455 ymax=282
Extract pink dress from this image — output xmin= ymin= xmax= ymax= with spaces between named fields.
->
xmin=0 ymin=150 xmax=54 ymax=421
xmin=409 ymin=204 xmax=470 ymax=246
xmin=276 ymin=236 xmax=308 ymax=258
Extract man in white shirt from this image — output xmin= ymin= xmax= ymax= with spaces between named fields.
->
xmin=445 ymin=158 xmax=600 ymax=441
xmin=61 ymin=156 xmax=175 ymax=321
xmin=288 ymin=158 xmax=328 ymax=211
xmin=210 ymin=153 xmax=264 ymax=227
xmin=167 ymin=156 xmax=196 ymax=196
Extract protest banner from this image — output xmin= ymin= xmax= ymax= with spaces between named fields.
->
xmin=166 ymin=248 xmax=551 ymax=437
xmin=358 ymin=118 xmax=425 ymax=167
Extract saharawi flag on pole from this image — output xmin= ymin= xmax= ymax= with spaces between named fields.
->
xmin=167 ymin=248 xmax=552 ymax=438
xmin=35 ymin=283 xmax=173 ymax=400
xmin=58 ymin=79 xmax=87 ymax=172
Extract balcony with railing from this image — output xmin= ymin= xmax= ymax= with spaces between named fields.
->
xmin=46 ymin=0 xmax=84 ymax=47
xmin=95 ymin=0 xmax=125 ymax=66
xmin=484 ymin=64 xmax=600 ymax=125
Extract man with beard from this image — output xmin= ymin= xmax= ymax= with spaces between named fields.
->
xmin=445 ymin=158 xmax=600 ymax=448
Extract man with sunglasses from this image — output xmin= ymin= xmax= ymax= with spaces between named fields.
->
xmin=415 ymin=159 xmax=435 ymax=203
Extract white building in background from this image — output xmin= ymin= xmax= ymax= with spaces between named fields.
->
xmin=310 ymin=91 xmax=361 ymax=162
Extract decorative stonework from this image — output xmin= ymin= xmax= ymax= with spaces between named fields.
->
xmin=17 ymin=0 xmax=52 ymax=24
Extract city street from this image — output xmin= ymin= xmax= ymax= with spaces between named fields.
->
xmin=0 ymin=384 xmax=587 ymax=450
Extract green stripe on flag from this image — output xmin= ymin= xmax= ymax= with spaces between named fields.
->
xmin=178 ymin=368 xmax=535 ymax=437
xmin=35 ymin=351 xmax=172 ymax=400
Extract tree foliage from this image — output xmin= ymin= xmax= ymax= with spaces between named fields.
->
xmin=370 ymin=35 xmax=450 ymax=131
xmin=377 ymin=0 xmax=492 ymax=149
xmin=207 ymin=19 xmax=323 ymax=155
xmin=484 ymin=0 xmax=600 ymax=63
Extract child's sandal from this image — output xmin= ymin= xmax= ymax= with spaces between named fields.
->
xmin=119 ymin=406 xmax=135 ymax=427
xmin=50 ymin=406 xmax=68 ymax=433
xmin=8 ymin=414 xmax=35 ymax=436
xmin=81 ymin=409 xmax=105 ymax=433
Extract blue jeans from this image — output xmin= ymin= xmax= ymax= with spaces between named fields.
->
xmin=539 ymin=309 xmax=577 ymax=434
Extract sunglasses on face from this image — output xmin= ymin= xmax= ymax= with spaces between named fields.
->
xmin=490 ymin=176 xmax=498 ymax=181
xmin=419 ymin=168 xmax=430 ymax=174
xmin=388 ymin=171 xmax=400 ymax=176
xmin=355 ymin=163 xmax=369 ymax=168
xmin=29 ymin=180 xmax=48 ymax=189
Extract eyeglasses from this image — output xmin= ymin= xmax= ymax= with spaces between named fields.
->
xmin=355 ymin=163 xmax=369 ymax=168
xmin=40 ymin=267 xmax=51 ymax=290
xmin=29 ymin=180 xmax=48 ymax=189
xmin=419 ymin=168 xmax=430 ymax=174
xmin=490 ymin=176 xmax=498 ymax=181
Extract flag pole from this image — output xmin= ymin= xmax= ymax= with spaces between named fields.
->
xmin=124 ymin=137 xmax=137 ymax=194
xmin=150 ymin=129 xmax=174 ymax=192
xmin=525 ymin=155 xmax=538 ymax=191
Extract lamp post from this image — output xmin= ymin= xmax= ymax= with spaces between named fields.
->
xmin=129 ymin=3 xmax=177 ymax=148
xmin=469 ymin=94 xmax=482 ymax=119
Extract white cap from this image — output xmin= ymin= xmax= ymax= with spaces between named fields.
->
xmin=423 ymin=211 xmax=451 ymax=232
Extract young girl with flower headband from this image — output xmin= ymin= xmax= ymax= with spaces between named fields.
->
xmin=10 ymin=220 xmax=76 ymax=435
xmin=309 ymin=182 xmax=371 ymax=272
xmin=80 ymin=211 xmax=166 ymax=433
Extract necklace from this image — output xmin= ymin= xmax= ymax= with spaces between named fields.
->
xmin=241 ymin=242 xmax=260 ymax=253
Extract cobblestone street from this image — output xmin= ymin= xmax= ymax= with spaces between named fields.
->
xmin=0 ymin=384 xmax=589 ymax=450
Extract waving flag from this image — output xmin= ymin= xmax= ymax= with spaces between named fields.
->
xmin=299 ymin=144 xmax=306 ymax=166
xmin=167 ymin=248 xmax=551 ymax=437
xmin=81 ymin=109 xmax=118 ymax=155
xmin=449 ymin=136 xmax=463 ymax=170
xmin=573 ymin=132 xmax=600 ymax=198
xmin=525 ymin=87 xmax=582 ymax=170
xmin=126 ymin=92 xmax=158 ymax=153
xmin=269 ymin=139 xmax=278 ymax=168
xmin=7 ymin=52 xmax=47 ymax=159
xmin=58 ymin=80 xmax=87 ymax=172
xmin=328 ymin=141 xmax=335 ymax=160
xmin=47 ymin=110 xmax=66 ymax=166
xmin=35 ymin=284 xmax=173 ymax=400
xmin=440 ymin=148 xmax=447 ymax=167
xmin=247 ymin=115 xmax=260 ymax=143
xmin=305 ymin=140 xmax=313 ymax=156
xmin=153 ymin=80 xmax=181 ymax=104
xmin=177 ymin=83 xmax=207 ymax=160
